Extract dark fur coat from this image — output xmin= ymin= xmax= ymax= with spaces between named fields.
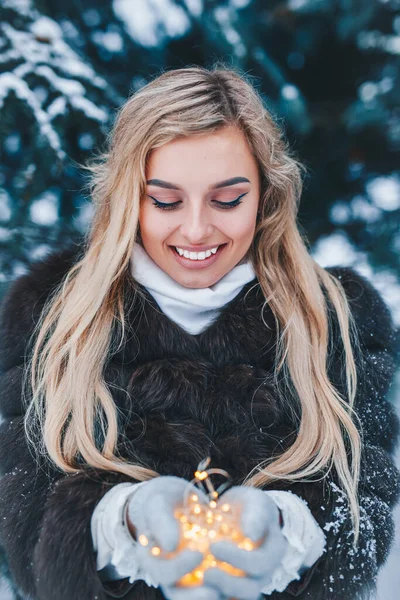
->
xmin=0 ymin=244 xmax=399 ymax=600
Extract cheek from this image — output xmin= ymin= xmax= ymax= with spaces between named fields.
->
xmin=139 ymin=206 xmax=170 ymax=242
xmin=220 ymin=212 xmax=257 ymax=242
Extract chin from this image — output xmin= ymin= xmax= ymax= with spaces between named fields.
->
xmin=182 ymin=274 xmax=223 ymax=289
xmin=174 ymin=277 xmax=209 ymax=289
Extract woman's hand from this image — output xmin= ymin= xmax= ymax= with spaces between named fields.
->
xmin=127 ymin=475 xmax=222 ymax=600
xmin=202 ymin=486 xmax=288 ymax=600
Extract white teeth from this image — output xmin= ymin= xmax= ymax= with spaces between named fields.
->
xmin=174 ymin=245 xmax=220 ymax=260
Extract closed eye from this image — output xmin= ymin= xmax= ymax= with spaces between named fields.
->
xmin=148 ymin=192 xmax=248 ymax=210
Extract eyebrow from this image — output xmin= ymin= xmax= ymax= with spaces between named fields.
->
xmin=146 ymin=176 xmax=250 ymax=190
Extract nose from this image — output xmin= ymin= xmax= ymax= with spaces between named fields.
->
xmin=178 ymin=202 xmax=215 ymax=243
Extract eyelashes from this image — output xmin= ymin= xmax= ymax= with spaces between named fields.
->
xmin=148 ymin=192 xmax=248 ymax=211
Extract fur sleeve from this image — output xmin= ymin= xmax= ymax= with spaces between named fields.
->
xmin=272 ymin=266 xmax=400 ymax=600
xmin=0 ymin=249 xmax=146 ymax=600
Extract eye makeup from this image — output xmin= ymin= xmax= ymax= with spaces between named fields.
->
xmin=148 ymin=192 xmax=248 ymax=211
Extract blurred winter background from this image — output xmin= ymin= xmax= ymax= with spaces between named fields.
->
xmin=0 ymin=0 xmax=399 ymax=598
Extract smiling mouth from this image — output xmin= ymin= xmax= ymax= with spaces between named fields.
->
xmin=170 ymin=244 xmax=227 ymax=260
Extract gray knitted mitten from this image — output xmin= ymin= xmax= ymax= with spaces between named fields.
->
xmin=202 ymin=485 xmax=288 ymax=600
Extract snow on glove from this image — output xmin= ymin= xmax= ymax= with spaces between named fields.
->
xmin=202 ymin=486 xmax=288 ymax=600
xmin=127 ymin=475 xmax=223 ymax=600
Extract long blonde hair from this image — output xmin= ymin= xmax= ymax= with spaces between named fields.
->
xmin=23 ymin=64 xmax=363 ymax=544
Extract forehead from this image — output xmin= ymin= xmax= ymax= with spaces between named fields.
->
xmin=146 ymin=126 xmax=258 ymax=189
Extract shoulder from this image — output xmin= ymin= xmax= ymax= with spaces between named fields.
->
xmin=324 ymin=265 xmax=392 ymax=319
xmin=0 ymin=243 xmax=83 ymax=372
xmin=324 ymin=265 xmax=397 ymax=355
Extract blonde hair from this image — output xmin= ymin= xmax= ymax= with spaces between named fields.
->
xmin=23 ymin=64 xmax=363 ymax=545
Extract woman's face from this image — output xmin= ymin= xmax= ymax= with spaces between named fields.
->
xmin=139 ymin=125 xmax=260 ymax=289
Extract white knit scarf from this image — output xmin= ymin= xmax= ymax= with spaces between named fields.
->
xmin=129 ymin=242 xmax=256 ymax=335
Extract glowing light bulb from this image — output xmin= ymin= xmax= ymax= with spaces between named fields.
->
xmin=239 ymin=539 xmax=255 ymax=551
xmin=194 ymin=569 xmax=204 ymax=579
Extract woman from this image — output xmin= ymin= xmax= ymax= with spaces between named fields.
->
xmin=0 ymin=65 xmax=398 ymax=600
